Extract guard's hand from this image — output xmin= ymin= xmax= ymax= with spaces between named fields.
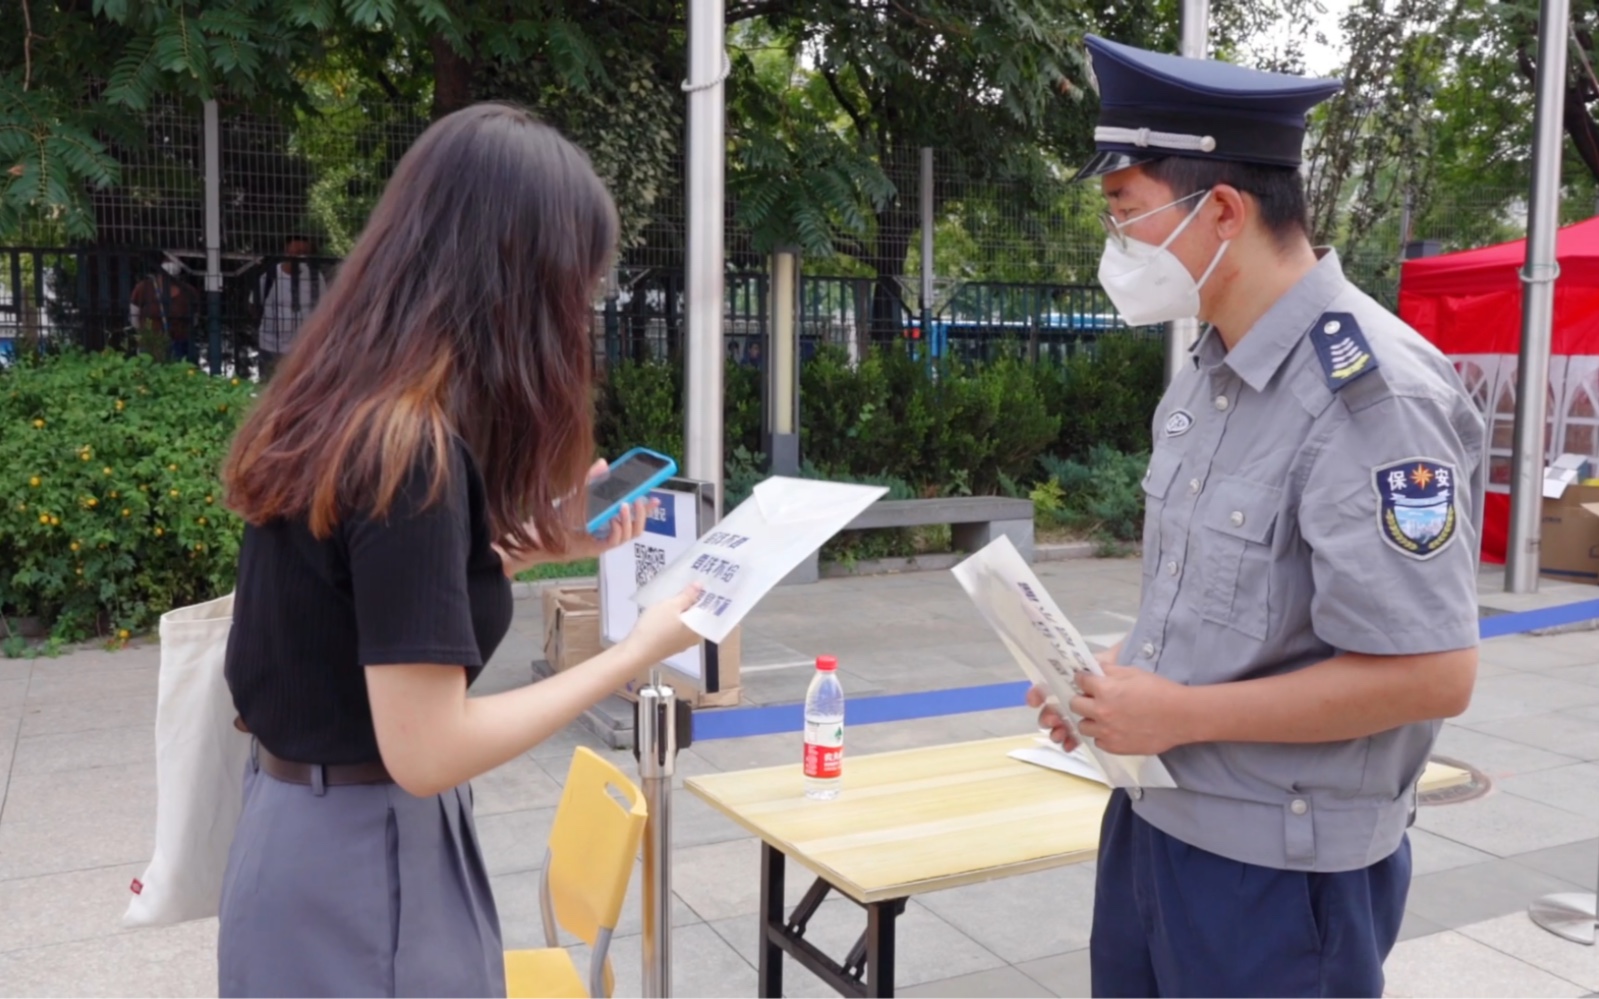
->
xmin=1070 ymin=664 xmax=1192 ymax=756
xmin=1026 ymin=685 xmax=1081 ymax=753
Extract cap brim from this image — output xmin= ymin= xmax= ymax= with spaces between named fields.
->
xmin=1070 ymin=150 xmax=1157 ymax=183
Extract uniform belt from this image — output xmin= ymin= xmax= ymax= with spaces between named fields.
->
xmin=234 ymin=716 xmax=392 ymax=786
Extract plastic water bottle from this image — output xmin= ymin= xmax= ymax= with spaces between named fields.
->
xmin=803 ymin=655 xmax=845 ymax=800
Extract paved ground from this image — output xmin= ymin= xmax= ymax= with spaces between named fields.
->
xmin=1 ymin=558 xmax=1598 ymax=997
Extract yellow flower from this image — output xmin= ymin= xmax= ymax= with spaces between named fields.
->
xmin=79 ymin=451 xmax=91 ymax=462
xmin=193 ymin=542 xmax=205 ymax=552
xmin=187 ymin=368 xmax=197 ymax=376
xmin=114 ymin=399 xmax=125 ymax=412
xmin=84 ymin=498 xmax=98 ymax=508
xmin=109 ymin=490 xmax=119 ymax=499
xmin=70 ymin=541 xmax=80 ymax=552
xmin=75 ymin=567 xmax=83 ymax=576
xmin=15 ymin=502 xmax=26 ymax=512
xmin=167 ymin=464 xmax=177 ymax=472
xmin=117 ymin=629 xmax=130 ymax=640
xmin=154 ymin=527 xmax=164 ymax=537
xmin=169 ymin=489 xmax=180 ymax=498
xmin=121 ymin=508 xmax=131 ymax=518
xmin=230 ymin=378 xmax=240 ymax=386
xmin=103 ymin=467 xmax=113 ymax=476
xmin=28 ymin=476 xmax=39 ymax=488
xmin=197 ymin=516 xmax=208 ymax=526
xmin=31 ymin=418 xmax=44 ymax=429
xmin=217 ymin=404 xmax=229 ymax=414
xmin=37 ymin=514 xmax=48 ymax=525
xmin=204 ymin=495 xmax=213 ymax=505
xmin=49 ymin=516 xmax=59 ymax=526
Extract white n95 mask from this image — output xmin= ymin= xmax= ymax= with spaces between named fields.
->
xmin=1097 ymin=190 xmax=1229 ymax=327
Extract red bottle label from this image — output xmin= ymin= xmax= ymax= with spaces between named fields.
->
xmin=804 ymin=741 xmax=842 ymax=779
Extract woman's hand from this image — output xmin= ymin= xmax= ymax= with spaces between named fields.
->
xmin=621 ymin=584 xmax=705 ymax=668
xmin=496 ymin=459 xmax=656 ymax=576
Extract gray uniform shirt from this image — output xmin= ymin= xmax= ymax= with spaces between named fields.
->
xmin=1125 ymin=249 xmax=1485 ymax=873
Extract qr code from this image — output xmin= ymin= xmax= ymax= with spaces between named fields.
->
xmin=634 ymin=542 xmax=667 ymax=588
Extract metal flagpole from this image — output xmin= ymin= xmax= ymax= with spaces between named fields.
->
xmin=920 ymin=148 xmax=934 ymax=351
xmin=638 ymin=677 xmax=679 ymax=991
xmin=684 ymin=0 xmax=728 ymax=519
xmin=1165 ymin=0 xmax=1210 ymax=385
xmin=1505 ymin=0 xmax=1569 ymax=595
xmin=203 ymin=100 xmax=223 ymax=374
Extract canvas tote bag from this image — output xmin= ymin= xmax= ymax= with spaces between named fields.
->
xmin=123 ymin=591 xmax=250 ymax=927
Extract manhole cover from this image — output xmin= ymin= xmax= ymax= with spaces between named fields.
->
xmin=1418 ymin=754 xmax=1492 ymax=806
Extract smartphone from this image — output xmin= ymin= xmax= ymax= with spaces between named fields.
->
xmin=585 ymin=448 xmax=679 ymax=536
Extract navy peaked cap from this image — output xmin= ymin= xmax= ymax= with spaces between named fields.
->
xmin=1073 ymin=35 xmax=1343 ymax=181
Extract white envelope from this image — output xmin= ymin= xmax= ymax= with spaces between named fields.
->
xmin=633 ymin=476 xmax=888 ymax=644
xmin=951 ymin=536 xmax=1177 ymax=790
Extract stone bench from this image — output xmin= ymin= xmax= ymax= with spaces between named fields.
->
xmin=785 ymin=496 xmax=1036 ymax=585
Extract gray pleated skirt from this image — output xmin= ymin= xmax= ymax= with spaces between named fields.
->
xmin=217 ymin=751 xmax=505 ymax=998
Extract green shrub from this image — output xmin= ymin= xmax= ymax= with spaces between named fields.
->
xmin=1038 ymin=445 xmax=1150 ymax=542
xmin=1035 ymin=335 xmax=1163 ymax=461
xmin=594 ymin=358 xmax=762 ymax=468
xmin=0 ymin=351 xmax=254 ymax=641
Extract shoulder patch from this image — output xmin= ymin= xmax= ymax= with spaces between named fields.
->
xmin=1163 ymin=409 xmax=1194 ymax=438
xmin=1310 ymin=312 xmax=1379 ymax=391
xmin=1372 ymin=458 xmax=1459 ymax=560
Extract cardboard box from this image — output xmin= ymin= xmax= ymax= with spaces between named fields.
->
xmin=1540 ymin=484 xmax=1599 ymax=585
xmin=541 ymin=584 xmax=742 ymax=708
xmin=1544 ymin=454 xmax=1596 ymax=500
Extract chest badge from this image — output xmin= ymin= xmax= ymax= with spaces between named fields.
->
xmin=1373 ymin=458 xmax=1459 ymax=560
xmin=1164 ymin=410 xmax=1194 ymax=438
xmin=1311 ymin=311 xmax=1379 ymax=391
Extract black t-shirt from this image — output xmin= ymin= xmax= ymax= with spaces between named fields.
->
xmin=225 ymin=438 xmax=513 ymax=764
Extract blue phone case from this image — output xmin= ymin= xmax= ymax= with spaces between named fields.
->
xmin=585 ymin=447 xmax=679 ymax=535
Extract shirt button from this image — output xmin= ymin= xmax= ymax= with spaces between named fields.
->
xmin=1129 ymin=787 xmax=1144 ymax=801
xmin=1214 ymin=395 xmax=1230 ymax=412
xmin=1166 ymin=560 xmax=1179 ymax=577
xmin=1189 ymin=478 xmax=1201 ymax=495
xmin=1290 ymin=799 xmax=1308 ymax=816
xmin=1140 ymin=641 xmax=1156 ymax=659
xmin=1230 ymin=510 xmax=1245 ymax=528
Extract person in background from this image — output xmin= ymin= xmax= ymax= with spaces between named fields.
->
xmin=1029 ymin=37 xmax=1484 ymax=998
xmin=128 ymin=257 xmax=199 ymax=362
xmin=217 ymin=103 xmax=703 ymax=997
xmin=254 ymin=236 xmax=325 ymax=381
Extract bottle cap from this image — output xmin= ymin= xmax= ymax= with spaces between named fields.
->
xmin=816 ymin=655 xmax=838 ymax=672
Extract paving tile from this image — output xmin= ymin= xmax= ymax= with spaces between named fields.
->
xmin=0 ymin=862 xmax=147 ymax=954
xmin=9 ymin=723 xmax=152 ymax=778
xmin=1013 ymin=948 xmax=1093 ymax=999
xmin=22 ymin=666 xmax=159 ymax=707
xmin=1405 ymin=858 xmax=1586 ymax=930
xmin=916 ymin=864 xmax=1098 ymax=964
xmin=1400 ymin=910 xmax=1449 ymax=942
xmin=899 ymin=965 xmax=1055 ymax=998
xmin=1408 ymin=828 xmax=1498 ymax=878
xmin=1479 ymin=637 xmax=1599 ymax=674
xmin=0 ymin=662 xmax=31 ymax=686
xmin=469 ymin=755 xmax=564 ymax=816
xmin=474 ymin=807 xmax=557 ymax=877
xmin=0 ymin=680 xmax=26 ymax=711
xmin=1468 ymin=711 xmax=1599 ymax=763
xmin=1415 ymin=791 xmax=1597 ymax=858
xmin=671 ymin=787 xmax=751 ymax=849
xmin=1454 ymin=675 xmax=1599 ymax=727
xmin=14 ymin=692 xmax=156 ymax=739
xmin=670 ymin=838 xmax=818 ymax=923
xmin=1459 ymin=912 xmax=1599 ymax=991
xmin=0 ymin=764 xmax=155 ymax=880
xmin=709 ymin=898 xmax=1007 ymax=991
xmin=611 ymin=922 xmax=759 ymax=998
xmin=1540 ymin=664 xmax=1599 ymax=689
xmin=707 ymin=914 xmax=837 ymax=998
xmin=1511 ymin=839 xmax=1599 ymax=891
xmin=690 ymin=732 xmax=802 ymax=772
xmin=1435 ymin=723 xmax=1583 ymax=777
xmin=1499 ymin=764 xmax=1599 ymax=820
xmin=1381 ymin=928 xmax=1588 ymax=998
xmin=0 ymin=916 xmax=218 ymax=998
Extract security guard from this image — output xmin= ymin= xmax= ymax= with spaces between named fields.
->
xmin=1029 ymin=37 xmax=1485 ymax=997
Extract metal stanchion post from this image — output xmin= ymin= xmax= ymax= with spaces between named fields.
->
xmin=637 ymin=673 xmax=683 ymax=996
xmin=1529 ymin=839 xmax=1598 ymax=944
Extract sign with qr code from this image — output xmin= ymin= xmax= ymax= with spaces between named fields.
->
xmin=599 ymin=486 xmax=704 ymax=679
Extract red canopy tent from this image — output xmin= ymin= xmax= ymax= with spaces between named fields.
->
xmin=1399 ymin=217 xmax=1599 ymax=564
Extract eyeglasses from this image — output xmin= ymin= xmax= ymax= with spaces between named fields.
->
xmin=1098 ymin=190 xmax=1210 ymax=252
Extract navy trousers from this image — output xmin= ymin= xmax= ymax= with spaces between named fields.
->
xmin=1090 ymin=790 xmax=1410 ymax=998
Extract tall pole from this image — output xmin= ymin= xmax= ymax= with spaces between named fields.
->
xmin=203 ymin=100 xmax=223 ymax=375
xmin=1166 ymin=0 xmax=1210 ymax=385
xmin=638 ymin=679 xmax=678 ymax=995
xmin=920 ymin=147 xmax=934 ymax=354
xmin=1505 ymin=0 xmax=1569 ymax=593
xmin=685 ymin=0 xmax=727 ymax=517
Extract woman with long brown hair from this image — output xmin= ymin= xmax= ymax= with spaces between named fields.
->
xmin=215 ymin=103 xmax=702 ymax=997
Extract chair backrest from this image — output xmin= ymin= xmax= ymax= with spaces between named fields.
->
xmin=546 ymin=747 xmax=648 ymax=948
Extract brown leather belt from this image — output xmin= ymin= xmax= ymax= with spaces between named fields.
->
xmin=234 ymin=716 xmax=392 ymax=786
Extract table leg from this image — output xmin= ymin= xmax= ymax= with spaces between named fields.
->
xmin=759 ymin=843 xmax=785 ymax=998
xmin=865 ymin=900 xmax=901 ymax=998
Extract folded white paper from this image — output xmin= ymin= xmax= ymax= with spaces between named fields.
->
xmin=633 ymin=476 xmax=888 ymax=644
xmin=952 ymin=536 xmax=1177 ymax=790
xmin=1009 ymin=738 xmax=1111 ymax=786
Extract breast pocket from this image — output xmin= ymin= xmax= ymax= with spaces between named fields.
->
xmin=1140 ymin=448 xmax=1184 ymax=582
xmin=1199 ymin=475 xmax=1283 ymax=641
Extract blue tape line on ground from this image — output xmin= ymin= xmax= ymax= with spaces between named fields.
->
xmin=692 ymin=598 xmax=1599 ymax=741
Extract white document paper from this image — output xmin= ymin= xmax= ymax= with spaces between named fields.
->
xmin=599 ymin=487 xmax=704 ymax=678
xmin=633 ymin=477 xmax=888 ymax=644
xmin=951 ymin=536 xmax=1177 ymax=790
xmin=1009 ymin=738 xmax=1112 ymax=786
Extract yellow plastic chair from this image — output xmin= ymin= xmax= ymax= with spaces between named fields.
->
xmin=504 ymin=746 xmax=648 ymax=999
